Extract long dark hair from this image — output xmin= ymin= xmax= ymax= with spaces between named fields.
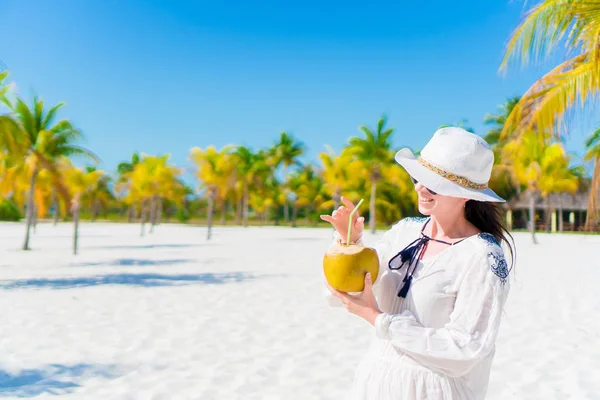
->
xmin=465 ymin=200 xmax=516 ymax=270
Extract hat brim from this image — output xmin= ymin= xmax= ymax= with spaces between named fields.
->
xmin=394 ymin=148 xmax=505 ymax=203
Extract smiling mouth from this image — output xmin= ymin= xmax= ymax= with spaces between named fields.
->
xmin=419 ymin=198 xmax=434 ymax=203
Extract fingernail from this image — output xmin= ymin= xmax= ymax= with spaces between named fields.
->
xmin=366 ymin=273 xmax=371 ymax=280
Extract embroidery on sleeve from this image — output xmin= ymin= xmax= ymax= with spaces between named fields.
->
xmin=478 ymin=233 xmax=500 ymax=247
xmin=488 ymin=252 xmax=508 ymax=285
xmin=404 ymin=217 xmax=428 ymax=224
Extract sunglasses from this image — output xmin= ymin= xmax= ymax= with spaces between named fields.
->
xmin=410 ymin=176 xmax=438 ymax=195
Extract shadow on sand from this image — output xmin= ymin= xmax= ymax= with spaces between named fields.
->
xmin=88 ymin=243 xmax=204 ymax=250
xmin=71 ymin=258 xmax=196 ymax=267
xmin=0 ymin=272 xmax=261 ymax=290
xmin=0 ymin=363 xmax=120 ymax=397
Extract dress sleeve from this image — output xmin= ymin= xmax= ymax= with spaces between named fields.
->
xmin=323 ymin=220 xmax=404 ymax=307
xmin=373 ymin=243 xmax=511 ymax=377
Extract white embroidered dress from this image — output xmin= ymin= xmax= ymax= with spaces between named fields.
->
xmin=326 ymin=217 xmax=510 ymax=400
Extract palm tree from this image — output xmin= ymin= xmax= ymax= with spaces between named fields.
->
xmin=483 ymin=97 xmax=523 ymax=225
xmin=126 ymin=154 xmax=182 ymax=236
xmin=483 ymin=97 xmax=521 ymax=146
xmin=233 ymin=146 xmax=275 ymax=227
xmin=0 ymin=70 xmax=11 ymax=105
xmin=189 ymin=145 xmax=235 ymax=240
xmin=85 ymin=166 xmax=113 ymax=221
xmin=378 ymin=154 xmax=418 ymax=223
xmin=348 ymin=115 xmax=394 ymax=233
xmin=503 ymin=131 xmax=576 ymax=242
xmin=288 ymin=164 xmax=326 ymax=227
xmin=499 ymin=2 xmax=600 ymax=139
xmin=319 ymin=146 xmax=363 ymax=211
xmin=269 ymin=132 xmax=305 ymax=223
xmin=61 ymin=158 xmax=105 ymax=254
xmin=117 ymin=152 xmax=140 ymax=222
xmin=0 ymin=95 xmax=97 ymax=250
xmin=584 ymin=127 xmax=600 ymax=230
xmin=538 ymin=147 xmax=579 ymax=232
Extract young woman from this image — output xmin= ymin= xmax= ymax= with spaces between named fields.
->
xmin=321 ymin=127 xmax=515 ymax=400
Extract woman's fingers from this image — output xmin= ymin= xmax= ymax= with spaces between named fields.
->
xmin=356 ymin=216 xmax=364 ymax=229
xmin=320 ymin=215 xmax=334 ymax=223
xmin=341 ymin=196 xmax=357 ymax=211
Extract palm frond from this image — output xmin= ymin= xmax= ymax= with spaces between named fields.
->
xmin=502 ymin=53 xmax=595 ymax=138
xmin=500 ymin=0 xmax=584 ymax=71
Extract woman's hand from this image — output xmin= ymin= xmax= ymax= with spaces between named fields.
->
xmin=320 ymin=196 xmax=364 ymax=244
xmin=326 ymin=273 xmax=382 ymax=325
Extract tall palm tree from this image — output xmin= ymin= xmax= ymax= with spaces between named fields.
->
xmin=499 ymin=2 xmax=600 ymax=139
xmin=189 ymin=145 xmax=235 ymax=240
xmin=538 ymin=146 xmax=579 ymax=232
xmin=269 ymin=132 xmax=305 ymax=223
xmin=85 ymin=166 xmax=113 ymax=221
xmin=503 ymin=131 xmax=576 ymax=242
xmin=584 ymin=127 xmax=600 ymax=230
xmin=348 ymin=115 xmax=394 ymax=233
xmin=126 ymin=154 xmax=182 ymax=236
xmin=60 ymin=158 xmax=105 ymax=254
xmin=483 ymin=97 xmax=521 ymax=147
xmin=319 ymin=146 xmax=363 ymax=210
xmin=117 ymin=152 xmax=140 ymax=222
xmin=483 ymin=97 xmax=523 ymax=218
xmin=288 ymin=164 xmax=325 ymax=227
xmin=0 ymin=96 xmax=97 ymax=250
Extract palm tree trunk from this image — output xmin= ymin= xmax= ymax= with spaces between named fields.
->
xmin=157 ymin=198 xmax=163 ymax=225
xmin=32 ymin=203 xmax=37 ymax=233
xmin=584 ymin=158 xmax=599 ymax=231
xmin=243 ymin=183 xmax=249 ymax=227
xmin=544 ymin=197 xmax=551 ymax=233
xmin=207 ymin=190 xmax=215 ymax=240
xmin=235 ymin=193 xmax=242 ymax=225
xmin=149 ymin=196 xmax=157 ymax=234
xmin=220 ymin=200 xmax=227 ymax=225
xmin=274 ymin=206 xmax=280 ymax=226
xmin=73 ymin=196 xmax=80 ymax=256
xmin=292 ymin=201 xmax=298 ymax=227
xmin=52 ymin=190 xmax=60 ymax=226
xmin=283 ymin=165 xmax=289 ymax=223
xmin=528 ymin=191 xmax=538 ymax=244
xmin=369 ymin=179 xmax=377 ymax=234
xmin=558 ymin=197 xmax=564 ymax=233
xmin=22 ymin=169 xmax=38 ymax=251
xmin=93 ymin=198 xmax=102 ymax=222
xmin=333 ymin=189 xmax=341 ymax=211
xmin=140 ymin=199 xmax=147 ymax=237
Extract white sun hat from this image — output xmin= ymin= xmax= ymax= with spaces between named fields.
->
xmin=394 ymin=127 xmax=505 ymax=202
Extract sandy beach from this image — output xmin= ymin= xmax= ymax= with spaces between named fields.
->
xmin=0 ymin=222 xmax=598 ymax=399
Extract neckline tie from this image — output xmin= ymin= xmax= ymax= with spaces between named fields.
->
xmin=387 ymin=219 xmax=467 ymax=298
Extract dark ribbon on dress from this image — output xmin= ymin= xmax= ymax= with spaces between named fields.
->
xmin=387 ymin=219 xmax=465 ymax=298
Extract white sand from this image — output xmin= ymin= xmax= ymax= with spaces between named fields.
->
xmin=0 ymin=222 xmax=598 ymax=399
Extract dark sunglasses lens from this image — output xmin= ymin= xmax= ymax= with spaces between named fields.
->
xmin=411 ymin=176 xmax=437 ymax=195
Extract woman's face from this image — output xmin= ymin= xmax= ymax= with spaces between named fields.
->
xmin=413 ymin=179 xmax=466 ymax=216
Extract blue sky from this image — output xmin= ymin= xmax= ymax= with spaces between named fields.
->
xmin=1 ymin=0 xmax=595 ymax=183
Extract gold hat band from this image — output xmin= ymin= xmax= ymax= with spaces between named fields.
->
xmin=417 ymin=157 xmax=488 ymax=190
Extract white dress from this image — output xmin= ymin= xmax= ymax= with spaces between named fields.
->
xmin=325 ymin=217 xmax=511 ymax=400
